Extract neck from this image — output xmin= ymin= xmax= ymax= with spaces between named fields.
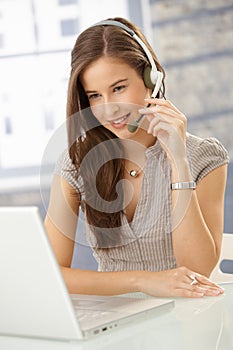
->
xmin=121 ymin=144 xmax=146 ymax=177
xmin=121 ymin=139 xmax=144 ymax=161
xmin=122 ymin=132 xmax=156 ymax=160
xmin=126 ymin=123 xmax=157 ymax=149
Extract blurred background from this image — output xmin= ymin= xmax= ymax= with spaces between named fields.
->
xmin=0 ymin=0 xmax=232 ymax=268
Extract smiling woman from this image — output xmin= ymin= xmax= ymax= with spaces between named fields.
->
xmin=44 ymin=17 xmax=229 ymax=298
xmin=80 ymin=56 xmax=151 ymax=138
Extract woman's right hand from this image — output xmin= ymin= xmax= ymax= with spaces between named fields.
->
xmin=137 ymin=266 xmax=224 ymax=298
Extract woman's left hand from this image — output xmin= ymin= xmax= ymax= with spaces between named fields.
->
xmin=139 ymin=98 xmax=187 ymax=165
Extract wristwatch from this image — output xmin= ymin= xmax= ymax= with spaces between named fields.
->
xmin=171 ymin=181 xmax=197 ymax=190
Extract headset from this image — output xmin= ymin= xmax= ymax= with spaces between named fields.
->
xmin=91 ymin=20 xmax=164 ymax=132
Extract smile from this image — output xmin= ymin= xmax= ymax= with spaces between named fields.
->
xmin=109 ymin=113 xmax=130 ymax=127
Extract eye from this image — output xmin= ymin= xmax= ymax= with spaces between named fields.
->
xmin=113 ymin=85 xmax=126 ymax=93
xmin=87 ymin=93 xmax=100 ymax=100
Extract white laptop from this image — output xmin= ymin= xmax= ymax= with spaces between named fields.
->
xmin=0 ymin=206 xmax=174 ymax=341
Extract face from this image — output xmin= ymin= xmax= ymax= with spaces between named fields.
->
xmin=81 ymin=56 xmax=151 ymax=140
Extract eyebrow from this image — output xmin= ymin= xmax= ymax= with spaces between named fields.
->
xmin=85 ymin=79 xmax=128 ymax=94
xmin=110 ymin=78 xmax=128 ymax=88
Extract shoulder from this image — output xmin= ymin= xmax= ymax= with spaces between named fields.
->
xmin=186 ymin=133 xmax=229 ymax=183
xmin=187 ymin=133 xmax=229 ymax=158
xmin=55 ymin=148 xmax=74 ymax=171
xmin=54 ymin=148 xmax=84 ymax=193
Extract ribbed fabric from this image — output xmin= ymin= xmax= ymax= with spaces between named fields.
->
xmin=54 ymin=133 xmax=229 ymax=272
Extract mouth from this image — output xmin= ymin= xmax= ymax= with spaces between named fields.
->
xmin=109 ymin=113 xmax=130 ymax=129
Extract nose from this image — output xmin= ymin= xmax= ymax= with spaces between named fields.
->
xmin=103 ymin=102 xmax=120 ymax=117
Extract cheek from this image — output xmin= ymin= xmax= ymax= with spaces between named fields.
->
xmin=128 ymin=86 xmax=150 ymax=105
xmin=90 ymin=104 xmax=107 ymax=125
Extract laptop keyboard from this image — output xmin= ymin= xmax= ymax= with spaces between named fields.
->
xmin=74 ymin=308 xmax=113 ymax=322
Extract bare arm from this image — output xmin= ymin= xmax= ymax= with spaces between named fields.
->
xmin=44 ymin=175 xmax=79 ymax=267
xmin=141 ymin=97 xmax=228 ymax=276
xmin=44 ymin=175 xmax=223 ymax=298
xmin=172 ymin=163 xmax=228 ymax=276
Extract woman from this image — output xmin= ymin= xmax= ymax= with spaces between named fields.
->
xmin=44 ymin=17 xmax=229 ymax=298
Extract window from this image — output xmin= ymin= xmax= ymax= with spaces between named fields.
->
xmin=44 ymin=110 xmax=55 ymax=131
xmin=0 ymin=33 xmax=4 ymax=49
xmin=4 ymin=116 xmax=13 ymax=134
xmin=58 ymin=0 xmax=77 ymax=5
xmin=60 ymin=18 xmax=78 ymax=36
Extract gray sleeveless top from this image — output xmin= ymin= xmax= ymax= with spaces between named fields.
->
xmin=54 ymin=133 xmax=229 ymax=272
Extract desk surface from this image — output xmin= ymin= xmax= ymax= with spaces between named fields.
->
xmin=1 ymin=282 xmax=233 ymax=350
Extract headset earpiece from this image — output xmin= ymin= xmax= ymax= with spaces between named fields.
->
xmin=143 ymin=66 xmax=156 ymax=90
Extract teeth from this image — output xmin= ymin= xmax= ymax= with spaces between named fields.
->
xmin=113 ymin=115 xmax=128 ymax=124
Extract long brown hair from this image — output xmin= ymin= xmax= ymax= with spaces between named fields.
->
xmin=66 ymin=17 xmax=165 ymax=247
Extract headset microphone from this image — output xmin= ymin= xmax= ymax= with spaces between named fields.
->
xmin=127 ymin=103 xmax=151 ymax=133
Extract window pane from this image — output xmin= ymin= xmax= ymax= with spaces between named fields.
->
xmin=0 ymin=33 xmax=4 ymax=49
xmin=4 ymin=117 xmax=13 ymax=134
xmin=58 ymin=0 xmax=77 ymax=5
xmin=60 ymin=18 xmax=78 ymax=36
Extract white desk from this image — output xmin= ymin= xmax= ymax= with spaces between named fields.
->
xmin=1 ymin=283 xmax=233 ymax=350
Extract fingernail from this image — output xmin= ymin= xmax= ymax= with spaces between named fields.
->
xmin=213 ymin=290 xmax=220 ymax=295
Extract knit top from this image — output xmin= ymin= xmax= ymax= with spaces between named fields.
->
xmin=54 ymin=133 xmax=229 ymax=272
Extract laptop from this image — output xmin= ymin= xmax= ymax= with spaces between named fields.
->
xmin=0 ymin=206 xmax=174 ymax=341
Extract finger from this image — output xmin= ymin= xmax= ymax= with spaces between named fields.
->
xmin=155 ymin=106 xmax=187 ymax=125
xmin=194 ymin=273 xmax=225 ymax=290
xmin=141 ymin=109 xmax=185 ymax=138
xmin=195 ymin=283 xmax=224 ymax=294
xmin=184 ymin=274 xmax=196 ymax=284
xmin=187 ymin=272 xmax=224 ymax=295
xmin=176 ymin=280 xmax=221 ymax=298
xmin=179 ymin=280 xmax=207 ymax=293
xmin=144 ymin=98 xmax=182 ymax=114
xmin=139 ymin=105 xmax=180 ymax=121
xmin=149 ymin=121 xmax=177 ymax=139
xmin=138 ymin=104 xmax=187 ymax=141
xmin=191 ymin=284 xmax=222 ymax=296
xmin=147 ymin=115 xmax=172 ymax=135
xmin=197 ymin=286 xmax=223 ymax=296
xmin=188 ymin=273 xmax=199 ymax=285
xmin=173 ymin=288 xmax=205 ymax=298
xmin=176 ymin=286 xmax=222 ymax=298
xmin=152 ymin=105 xmax=186 ymax=123
xmin=182 ymin=272 xmax=213 ymax=291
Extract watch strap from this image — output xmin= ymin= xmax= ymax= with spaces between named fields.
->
xmin=171 ymin=181 xmax=197 ymax=190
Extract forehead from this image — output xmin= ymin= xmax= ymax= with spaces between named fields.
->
xmin=81 ymin=56 xmax=137 ymax=89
